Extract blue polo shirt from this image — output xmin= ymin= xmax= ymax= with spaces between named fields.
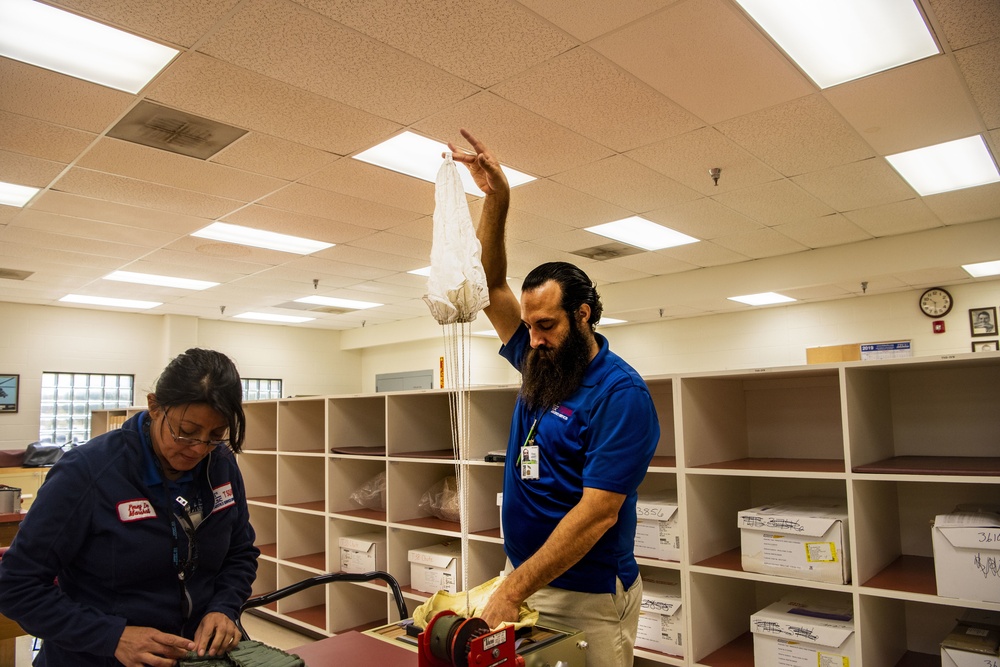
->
xmin=499 ymin=325 xmax=659 ymax=594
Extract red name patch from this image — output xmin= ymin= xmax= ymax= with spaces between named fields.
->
xmin=118 ymin=499 xmax=157 ymax=522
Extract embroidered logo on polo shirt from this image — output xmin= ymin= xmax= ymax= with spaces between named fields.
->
xmin=212 ymin=483 xmax=235 ymax=513
xmin=118 ymin=499 xmax=157 ymax=522
xmin=550 ymin=404 xmax=573 ymax=421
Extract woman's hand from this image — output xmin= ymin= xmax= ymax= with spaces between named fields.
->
xmin=193 ymin=611 xmax=242 ymax=656
xmin=115 ymin=626 xmax=194 ymax=667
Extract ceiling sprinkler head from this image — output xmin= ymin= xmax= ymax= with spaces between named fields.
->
xmin=709 ymin=167 xmax=721 ymax=186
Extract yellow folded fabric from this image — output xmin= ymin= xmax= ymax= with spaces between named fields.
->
xmin=412 ymin=575 xmax=539 ymax=631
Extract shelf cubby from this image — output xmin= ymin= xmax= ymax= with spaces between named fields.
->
xmin=276 ymin=564 xmax=327 ymax=633
xmin=277 ymin=398 xmax=326 ymax=453
xmin=249 ymin=504 xmax=277 ymax=559
xmin=239 ymin=452 xmax=277 ymax=504
xmin=646 ymin=378 xmax=677 ymax=468
xmin=467 ymin=387 xmax=519 ymax=459
xmin=386 ymin=392 xmax=454 ymax=457
xmin=857 ymin=595 xmax=972 ymax=667
xmin=277 ymin=455 xmax=325 ymax=511
xmin=250 ymin=559 xmax=278 ymax=605
xmin=243 ymin=401 xmax=277 ymax=451
xmin=327 ymin=395 xmax=386 ymax=455
xmin=328 ymin=456 xmax=387 ymax=522
xmin=387 ymin=460 xmax=461 ymax=532
xmin=277 ymin=509 xmax=326 ymax=571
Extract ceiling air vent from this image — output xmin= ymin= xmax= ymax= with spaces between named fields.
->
xmin=0 ymin=268 xmax=33 ymax=281
xmin=275 ymin=301 xmax=351 ymax=315
xmin=570 ymin=242 xmax=643 ymax=261
xmin=107 ymin=101 xmax=248 ymax=159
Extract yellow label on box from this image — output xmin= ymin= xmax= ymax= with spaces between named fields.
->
xmin=805 ymin=541 xmax=837 ymax=563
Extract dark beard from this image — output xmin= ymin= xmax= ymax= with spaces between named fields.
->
xmin=520 ymin=320 xmax=592 ymax=411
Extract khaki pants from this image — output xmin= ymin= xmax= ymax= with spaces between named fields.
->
xmin=518 ymin=566 xmax=643 ymax=667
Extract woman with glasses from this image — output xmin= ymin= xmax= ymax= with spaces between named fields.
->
xmin=0 ymin=348 xmax=259 ymax=667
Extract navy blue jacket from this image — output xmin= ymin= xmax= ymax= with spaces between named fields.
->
xmin=0 ymin=412 xmax=259 ymax=666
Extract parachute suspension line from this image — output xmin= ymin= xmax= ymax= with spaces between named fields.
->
xmin=443 ymin=319 xmax=473 ymax=614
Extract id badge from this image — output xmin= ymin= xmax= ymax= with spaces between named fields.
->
xmin=520 ymin=445 xmax=539 ymax=480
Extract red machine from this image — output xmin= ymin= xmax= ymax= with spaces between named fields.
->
xmin=417 ymin=611 xmax=525 ymax=667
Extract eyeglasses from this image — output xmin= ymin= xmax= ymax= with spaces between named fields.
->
xmin=164 ymin=413 xmax=227 ymax=449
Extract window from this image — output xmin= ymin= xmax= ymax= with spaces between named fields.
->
xmin=242 ymin=378 xmax=282 ymax=401
xmin=39 ymin=372 xmax=134 ymax=445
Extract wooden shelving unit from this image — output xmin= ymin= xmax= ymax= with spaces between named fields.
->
xmin=118 ymin=351 xmax=1000 ymax=665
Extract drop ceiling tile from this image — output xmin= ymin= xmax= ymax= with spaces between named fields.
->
xmin=201 ymin=0 xmax=479 ymax=125
xmin=280 ymin=255 xmax=395 ymax=281
xmin=603 ymin=252 xmax=698 ymax=277
xmin=245 ymin=264 xmax=357 ymax=288
xmin=319 ymin=245 xmax=427 ymax=273
xmin=713 ymin=179 xmax=835 ymax=226
xmin=843 ymin=199 xmax=944 ymax=237
xmin=350 ymin=279 xmax=426 ymax=300
xmin=0 ymin=110 xmax=96 ymax=163
xmin=413 ymin=92 xmax=613 ymax=178
xmin=658 ymin=240 xmax=752 ymax=268
xmin=891 ymin=266 xmax=972 ymax=287
xmin=503 ymin=241 xmax=597 ymax=280
xmin=954 ymin=38 xmax=1000 ymax=129
xmin=140 ymin=246 xmax=274 ymax=274
xmin=50 ymin=0 xmax=242 ymax=48
xmin=293 ymin=0 xmax=579 ymax=88
xmin=147 ymin=53 xmax=401 ymax=155
xmin=0 ymin=226 xmax=147 ymax=260
xmin=824 ymin=56 xmax=984 ymax=155
xmin=114 ymin=260 xmax=249 ymax=284
xmin=31 ymin=191 xmax=211 ymax=233
xmin=782 ymin=284 xmax=853 ymax=301
xmin=0 ymin=241 xmax=125 ymax=271
xmin=53 ymin=168 xmax=243 ymax=219
xmin=299 ymin=158 xmax=435 ymax=216
xmin=578 ymin=260 xmax=652 ymax=284
xmin=0 ymin=205 xmax=19 ymax=225
xmin=0 ymin=150 xmax=66 ymax=187
xmin=590 ymin=0 xmax=813 ymax=124
xmin=222 ymin=205 xmax=373 ymax=244
xmin=12 ymin=210 xmax=178 ymax=247
xmin=507 ymin=179 xmax=631 ymax=228
xmin=348 ymin=232 xmax=433 ymax=262
xmin=76 ymin=138 xmax=287 ymax=201
xmin=210 ymin=133 xmax=338 ymax=181
xmin=716 ymin=95 xmax=876 ymax=176
xmin=711 ymin=228 xmax=809 ymax=259
xmin=772 ymin=214 xmax=872 ymax=249
xmin=643 ymin=197 xmax=765 ymax=240
xmin=373 ymin=271 xmax=430 ymax=291
xmin=517 ymin=0 xmax=677 ymax=42
xmin=505 ymin=209 xmax=574 ymax=243
xmin=493 ymin=47 xmax=702 ymax=152
xmin=258 ymin=183 xmax=422 ymax=230
xmin=927 ymin=0 xmax=1000 ymax=49
xmin=792 ymin=158 xmax=917 ymax=212
xmin=385 ymin=215 xmax=434 ymax=243
xmin=923 ymin=182 xmax=1000 ymax=224
xmin=626 ymin=127 xmax=783 ymax=196
xmin=0 ymin=59 xmax=134 ymax=133
xmin=550 ymin=155 xmax=701 ymax=213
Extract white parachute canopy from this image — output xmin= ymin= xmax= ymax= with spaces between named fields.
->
xmin=422 ymin=154 xmax=489 ymax=324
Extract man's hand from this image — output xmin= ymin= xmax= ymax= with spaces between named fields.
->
xmin=447 ymin=128 xmax=510 ymax=198
xmin=479 ymin=581 xmax=522 ymax=629
xmin=115 ymin=626 xmax=194 ymax=667
xmin=193 ymin=611 xmax=242 ymax=656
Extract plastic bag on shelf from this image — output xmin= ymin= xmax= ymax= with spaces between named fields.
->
xmin=348 ymin=471 xmax=386 ymax=511
xmin=419 ymin=476 xmax=460 ymax=522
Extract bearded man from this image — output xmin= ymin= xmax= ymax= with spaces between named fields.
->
xmin=450 ymin=129 xmax=660 ymax=667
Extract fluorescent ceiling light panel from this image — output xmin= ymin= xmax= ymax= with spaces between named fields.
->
xmin=962 ymin=260 xmax=1000 ymax=278
xmin=597 ymin=318 xmax=627 ymax=326
xmin=734 ymin=0 xmax=938 ymax=89
xmin=472 ymin=329 xmax=499 ymax=338
xmin=295 ymin=295 xmax=382 ymax=310
xmin=192 ymin=222 xmax=334 ymax=255
xmin=408 ymin=266 xmax=432 ymax=277
xmin=0 ymin=0 xmax=179 ymax=94
xmin=885 ymin=135 xmax=1000 ymax=196
xmin=60 ymin=294 xmax=161 ymax=309
xmin=0 ymin=181 xmax=40 ymax=207
xmin=728 ymin=292 xmax=796 ymax=306
xmin=233 ymin=312 xmax=314 ymax=323
xmin=104 ymin=271 xmax=218 ymax=290
xmin=586 ymin=217 xmax=699 ymax=251
xmin=352 ymin=131 xmax=535 ymax=196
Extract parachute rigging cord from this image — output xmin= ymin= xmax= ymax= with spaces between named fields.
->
xmin=423 ymin=154 xmax=490 ymax=615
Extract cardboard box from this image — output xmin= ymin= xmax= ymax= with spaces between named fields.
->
xmin=636 ymin=579 xmax=683 ymax=657
xmin=933 ymin=509 xmax=1000 ymax=604
xmin=738 ymin=497 xmax=850 ymax=584
xmin=408 ymin=541 xmax=462 ymax=594
xmin=635 ymin=492 xmax=681 ymax=561
xmin=751 ymin=597 xmax=855 ymax=667
xmin=339 ymin=531 xmax=386 ymax=574
xmin=497 ymin=492 xmax=504 ymax=540
xmin=940 ymin=610 xmax=1000 ymax=667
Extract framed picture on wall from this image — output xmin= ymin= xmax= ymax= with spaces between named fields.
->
xmin=0 ymin=375 xmax=18 ymax=413
xmin=969 ymin=307 xmax=998 ymax=337
xmin=972 ymin=340 xmax=998 ymax=352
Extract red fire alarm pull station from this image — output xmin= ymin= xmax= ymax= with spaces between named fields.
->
xmin=933 ymin=320 xmax=946 ymax=333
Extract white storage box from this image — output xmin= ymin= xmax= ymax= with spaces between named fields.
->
xmin=339 ymin=531 xmax=386 ymax=574
xmin=738 ymin=497 xmax=850 ymax=584
xmin=408 ymin=541 xmax=462 ymax=594
xmin=636 ymin=579 xmax=683 ymax=657
xmin=751 ymin=597 xmax=855 ymax=667
xmin=498 ymin=492 xmax=504 ymax=540
xmin=940 ymin=610 xmax=1000 ymax=667
xmin=932 ymin=509 xmax=1000 ymax=603
xmin=635 ymin=492 xmax=680 ymax=561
